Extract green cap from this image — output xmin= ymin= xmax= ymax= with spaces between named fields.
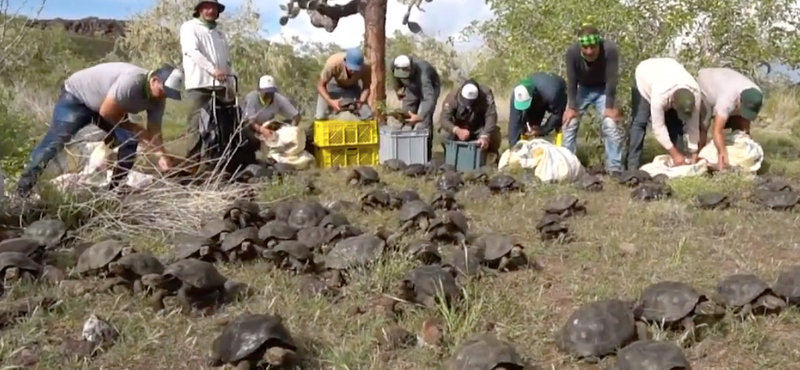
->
xmin=513 ymin=79 xmax=534 ymax=111
xmin=672 ymin=88 xmax=696 ymax=121
xmin=739 ymin=88 xmax=763 ymax=120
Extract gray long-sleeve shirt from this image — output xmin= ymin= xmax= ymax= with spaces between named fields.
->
xmin=564 ymin=40 xmax=620 ymax=110
xmin=390 ymin=57 xmax=441 ymax=118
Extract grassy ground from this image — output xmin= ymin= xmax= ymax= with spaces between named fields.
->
xmin=5 ymin=87 xmax=800 ymax=369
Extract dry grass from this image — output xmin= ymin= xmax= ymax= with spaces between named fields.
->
xmin=5 ymin=85 xmax=800 ymax=370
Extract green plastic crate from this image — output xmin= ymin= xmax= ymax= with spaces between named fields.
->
xmin=443 ymin=140 xmax=485 ymax=172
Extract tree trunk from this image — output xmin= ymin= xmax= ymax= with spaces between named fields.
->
xmin=363 ymin=0 xmax=387 ymax=124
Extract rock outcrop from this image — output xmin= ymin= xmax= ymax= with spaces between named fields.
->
xmin=27 ymin=17 xmax=127 ymax=39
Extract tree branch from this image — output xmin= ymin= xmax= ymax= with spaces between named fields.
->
xmin=281 ymin=0 xmax=365 ymax=32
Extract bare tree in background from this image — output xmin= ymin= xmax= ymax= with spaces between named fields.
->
xmin=0 ymin=0 xmax=46 ymax=73
xmin=279 ymin=0 xmax=431 ymax=119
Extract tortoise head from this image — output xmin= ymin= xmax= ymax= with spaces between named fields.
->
xmin=346 ymin=170 xmax=359 ymax=184
xmin=199 ymin=245 xmax=211 ymax=256
xmin=4 ymin=266 xmax=20 ymax=281
xmin=120 ymin=246 xmax=135 ymax=257
xmin=228 ymin=209 xmax=242 ymax=221
xmin=264 ymin=346 xmax=293 ymax=366
xmin=509 ymin=245 xmax=524 ymax=258
xmin=218 ymin=231 xmax=229 ymax=241
xmin=107 ymin=261 xmax=125 ymax=275
xmin=393 ymin=279 xmax=415 ymax=301
xmin=140 ymin=273 xmax=167 ymax=288
xmin=695 ymin=299 xmax=725 ymax=316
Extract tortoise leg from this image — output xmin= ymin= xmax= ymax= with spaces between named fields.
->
xmin=149 ymin=289 xmax=167 ymax=311
xmin=132 ymin=279 xmax=144 ymax=295
xmin=582 ymin=356 xmax=601 ymax=364
xmin=420 ymin=294 xmax=437 ymax=308
xmin=635 ymin=320 xmax=649 ymax=341
xmin=211 ymin=250 xmax=227 ymax=263
xmin=423 ymin=231 xmax=436 ymax=242
xmin=387 ymin=221 xmax=413 ymax=247
xmin=739 ymin=303 xmax=753 ymax=319
xmin=453 ymin=232 xmax=467 ymax=245
xmin=418 ymin=217 xmax=430 ymax=232
xmin=97 ymin=277 xmax=129 ymax=293
xmin=251 ymin=244 xmax=268 ymax=258
xmin=176 ymin=285 xmax=193 ymax=313
xmin=496 ymin=256 xmax=512 ymax=272
xmin=234 ymin=360 xmax=253 ymax=370
xmin=228 ymin=252 xmax=240 ymax=263
xmin=679 ymin=316 xmax=696 ymax=346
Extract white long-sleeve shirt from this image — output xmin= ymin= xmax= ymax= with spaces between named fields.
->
xmin=179 ymin=18 xmax=233 ymax=90
xmin=634 ymin=58 xmax=701 ymax=152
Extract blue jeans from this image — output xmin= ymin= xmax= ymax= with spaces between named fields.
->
xmin=561 ymin=85 xmax=624 ymax=171
xmin=17 ymin=88 xmax=138 ymax=193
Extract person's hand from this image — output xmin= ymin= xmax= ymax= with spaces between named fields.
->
xmin=329 ymin=99 xmax=341 ymax=112
xmin=717 ymin=150 xmax=728 ymax=171
xmin=603 ymin=108 xmax=620 ymax=120
xmin=525 ymin=126 xmax=541 ymax=137
xmin=212 ymin=69 xmax=227 ymax=82
xmin=136 ymin=128 xmax=153 ymax=143
xmin=562 ymin=108 xmax=578 ymax=126
xmin=477 ymin=135 xmax=489 ymax=149
xmin=408 ymin=112 xmax=422 ymax=124
xmin=670 ymin=151 xmax=687 ymax=167
xmin=157 ymin=155 xmax=171 ymax=172
xmin=454 ymin=127 xmax=470 ymax=141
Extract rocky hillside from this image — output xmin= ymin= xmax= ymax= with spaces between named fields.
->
xmin=27 ymin=17 xmax=127 ymax=39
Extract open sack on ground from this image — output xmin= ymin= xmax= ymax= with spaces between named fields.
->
xmin=498 ymin=138 xmax=584 ymax=182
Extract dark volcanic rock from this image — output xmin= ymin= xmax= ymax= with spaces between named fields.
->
xmin=27 ymin=17 xmax=127 ymax=39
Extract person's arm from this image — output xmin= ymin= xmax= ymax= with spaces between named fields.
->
xmin=276 ymin=94 xmax=302 ymax=125
xmin=603 ymin=43 xmax=620 ymax=108
xmin=508 ymin=96 xmax=522 ymax=134
xmin=541 ymin=84 xmax=567 ymax=136
xmin=99 ymin=74 xmax=146 ymax=137
xmin=179 ymin=22 xmax=216 ymax=74
xmin=145 ymin=102 xmax=167 ymax=153
xmin=439 ymin=95 xmax=458 ymax=134
xmin=390 ymin=69 xmax=405 ymax=97
xmin=480 ymin=89 xmax=498 ymax=137
xmin=711 ymin=105 xmax=731 ymax=157
xmin=685 ymin=98 xmax=701 ymax=154
xmin=565 ymin=46 xmax=580 ymax=110
xmin=359 ymin=68 xmax=372 ymax=104
xmin=317 ymin=64 xmax=336 ymax=105
xmin=650 ymin=99 xmax=676 ymax=152
xmin=416 ymin=66 xmax=438 ymax=118
xmin=242 ymin=92 xmax=260 ymax=121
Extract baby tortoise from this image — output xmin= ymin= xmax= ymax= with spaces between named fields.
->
xmin=393 ymin=189 xmax=422 ymax=205
xmin=318 ymin=213 xmax=350 ymax=229
xmin=224 ymin=200 xmax=262 ymax=228
xmin=556 ymin=299 xmax=647 ymax=363
xmin=462 ymin=168 xmax=490 ymax=185
xmin=258 ymin=220 xmax=298 ymax=248
xmin=221 ymin=227 xmax=268 ymax=262
xmin=535 ymin=214 xmax=569 ymax=241
xmin=346 ymin=166 xmax=381 ymax=186
xmin=631 ymin=183 xmax=672 ymax=201
xmin=382 ymin=159 xmax=408 ymax=172
xmin=543 ymin=194 xmax=587 ymax=218
xmin=447 ymin=333 xmax=527 ymax=370
xmin=436 ymin=172 xmax=464 ymax=192
xmin=616 ymin=169 xmax=652 ymax=187
xmin=170 ymin=234 xmax=225 ymax=263
xmin=716 ymin=273 xmax=786 ymax=316
xmin=752 ymin=190 xmax=800 ymax=210
xmin=487 ymin=174 xmax=522 ymax=194
xmin=695 ymin=192 xmax=732 ymax=210
xmin=431 ymin=190 xmax=459 ymax=211
xmin=143 ymin=259 xmax=232 ymax=312
xmin=612 ymin=340 xmax=692 ymax=370
xmin=296 ymin=226 xmax=331 ymax=251
xmin=386 ymin=200 xmax=436 ymax=246
xmin=287 ymin=200 xmax=328 ymax=229
xmin=442 ymin=246 xmax=489 ymax=279
xmin=474 ymin=233 xmax=528 ymax=271
xmin=395 ymin=264 xmax=461 ymax=308
xmin=425 ymin=211 xmax=469 ymax=244
xmin=22 ymin=219 xmax=68 ymax=249
xmin=403 ymin=163 xmax=428 ymax=177
xmin=636 ymin=281 xmax=724 ymax=344
xmin=405 ymin=239 xmax=442 ymax=264
xmin=575 ymin=173 xmax=603 ymax=192
xmin=103 ymin=252 xmax=165 ymax=294
xmin=360 ymin=189 xmax=397 ymax=211
xmin=75 ymin=239 xmax=136 ymax=277
xmin=268 ymin=241 xmax=315 ymax=273
xmin=208 ymin=313 xmax=297 ymax=370
xmin=773 ymin=265 xmax=800 ymax=306
xmin=320 ymin=231 xmax=387 ymax=286
xmin=0 ymin=251 xmax=42 ymax=281
xmin=755 ymin=177 xmax=793 ymax=192
xmin=0 ymin=237 xmax=46 ymax=263
xmin=200 ymin=219 xmax=237 ymax=243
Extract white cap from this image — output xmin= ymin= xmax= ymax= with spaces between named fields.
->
xmin=258 ymin=75 xmax=277 ymax=93
xmin=513 ymin=85 xmax=533 ymax=110
xmin=393 ymin=55 xmax=411 ymax=68
xmin=460 ymin=83 xmax=479 ymax=100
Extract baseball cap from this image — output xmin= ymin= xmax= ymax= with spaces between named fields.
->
xmin=513 ymin=82 xmax=533 ymax=111
xmin=393 ymin=55 xmax=411 ymax=78
xmin=344 ymin=48 xmax=365 ymax=71
xmin=672 ymin=88 xmax=695 ymax=121
xmin=739 ymin=87 xmax=763 ymax=120
xmin=153 ymin=64 xmax=183 ymax=100
xmin=460 ymin=83 xmax=479 ymax=101
xmin=258 ymin=75 xmax=278 ymax=93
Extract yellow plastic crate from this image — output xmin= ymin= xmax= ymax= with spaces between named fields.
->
xmin=315 ymin=145 xmax=379 ymax=168
xmin=313 ymin=120 xmax=379 ymax=147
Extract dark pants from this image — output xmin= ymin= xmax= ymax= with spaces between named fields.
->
xmin=507 ymin=106 xmax=546 ymax=147
xmin=17 ymin=88 xmax=138 ymax=194
xmin=185 ymin=88 xmax=225 ymax=165
xmin=440 ymin=126 xmax=503 ymax=157
xmin=626 ymin=83 xmax=685 ymax=170
xmin=401 ymin=89 xmax=440 ymax=159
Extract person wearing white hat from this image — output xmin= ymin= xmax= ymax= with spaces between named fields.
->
xmin=390 ymin=54 xmax=441 ymax=157
xmin=243 ymin=75 xmax=301 ymax=131
xmin=508 ymin=72 xmax=567 ymax=146
xmin=439 ymin=79 xmax=502 ymax=161
xmin=15 ymin=62 xmax=184 ymax=197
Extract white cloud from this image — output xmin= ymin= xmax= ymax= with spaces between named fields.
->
xmin=266 ymin=0 xmax=492 ymax=48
